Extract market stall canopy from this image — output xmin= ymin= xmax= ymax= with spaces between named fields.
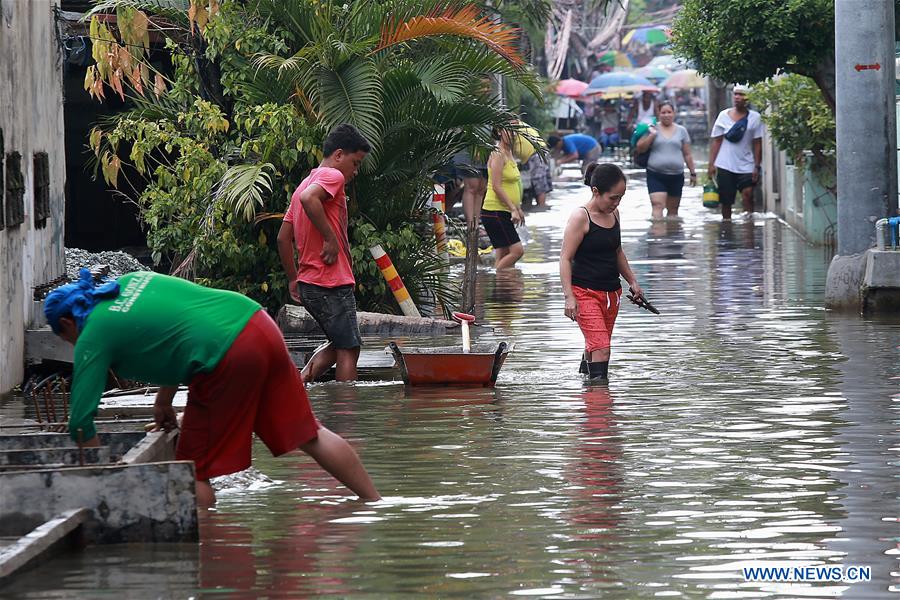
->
xmin=555 ymin=78 xmax=589 ymax=98
xmin=663 ymin=69 xmax=707 ymax=89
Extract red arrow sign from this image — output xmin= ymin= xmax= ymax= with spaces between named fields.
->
xmin=855 ymin=63 xmax=881 ymax=71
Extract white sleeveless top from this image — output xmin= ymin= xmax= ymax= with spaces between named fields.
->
xmin=636 ymin=100 xmax=656 ymax=125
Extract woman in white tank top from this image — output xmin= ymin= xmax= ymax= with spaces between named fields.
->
xmin=633 ymin=92 xmax=658 ymax=125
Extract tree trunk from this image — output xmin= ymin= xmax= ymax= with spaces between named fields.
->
xmin=811 ymin=53 xmax=836 ymax=114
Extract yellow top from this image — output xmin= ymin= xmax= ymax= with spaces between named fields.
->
xmin=512 ymin=125 xmax=545 ymax=163
xmin=482 ymin=154 xmax=521 ymax=212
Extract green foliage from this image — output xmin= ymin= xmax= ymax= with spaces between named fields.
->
xmin=671 ymin=0 xmax=834 ymax=85
xmin=750 ymin=74 xmax=835 ymax=186
xmin=86 ymin=0 xmax=538 ymax=314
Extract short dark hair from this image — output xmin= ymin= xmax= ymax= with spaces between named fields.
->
xmin=658 ymin=100 xmax=675 ymax=112
xmin=323 ymin=124 xmax=371 ymax=157
xmin=584 ymin=162 xmax=626 ymax=191
xmin=547 ymin=135 xmax=561 ymax=149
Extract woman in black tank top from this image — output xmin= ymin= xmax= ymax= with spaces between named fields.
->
xmin=560 ymin=163 xmax=644 ymax=381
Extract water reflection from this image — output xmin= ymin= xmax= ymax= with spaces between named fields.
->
xmin=566 ymin=385 xmax=622 ymax=539
xmin=4 ymin=167 xmax=898 ymax=598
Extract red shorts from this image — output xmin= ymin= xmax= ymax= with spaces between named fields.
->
xmin=573 ymin=286 xmax=622 ymax=353
xmin=176 ymin=311 xmax=319 ymax=480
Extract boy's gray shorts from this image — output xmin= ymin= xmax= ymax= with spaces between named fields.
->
xmin=297 ymin=282 xmax=362 ymax=349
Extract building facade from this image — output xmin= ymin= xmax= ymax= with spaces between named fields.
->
xmin=1 ymin=0 xmax=67 ymax=395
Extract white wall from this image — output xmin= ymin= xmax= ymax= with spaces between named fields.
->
xmin=0 ymin=0 xmax=67 ymax=394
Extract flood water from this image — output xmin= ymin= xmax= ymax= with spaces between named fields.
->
xmin=5 ymin=164 xmax=899 ymax=598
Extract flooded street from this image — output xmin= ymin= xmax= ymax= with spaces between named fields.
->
xmin=5 ymin=166 xmax=899 ymax=598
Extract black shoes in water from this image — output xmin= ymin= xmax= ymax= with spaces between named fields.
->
xmin=579 ymin=356 xmax=609 ymax=382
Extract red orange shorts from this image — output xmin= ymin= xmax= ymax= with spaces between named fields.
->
xmin=176 ymin=310 xmax=319 ymax=480
xmin=573 ymin=286 xmax=622 ymax=353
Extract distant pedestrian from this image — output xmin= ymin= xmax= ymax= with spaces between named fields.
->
xmin=278 ymin=124 xmax=370 ymax=381
xmin=629 ymin=91 xmax=659 ymax=130
xmin=707 ymin=85 xmax=764 ymax=220
xmin=597 ymin=101 xmax=621 ymax=152
xmin=548 ymin=133 xmax=602 ymax=174
xmin=633 ymin=101 xmax=697 ymax=219
xmin=44 ymin=269 xmax=380 ymax=507
xmin=560 ymin=163 xmax=644 ymax=382
xmin=513 ymin=121 xmax=552 ymax=207
xmin=481 ymin=128 xmax=525 ymax=269
xmin=452 ymin=149 xmax=489 ymax=226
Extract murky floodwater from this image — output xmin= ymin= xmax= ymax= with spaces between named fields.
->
xmin=5 ymin=163 xmax=899 ymax=598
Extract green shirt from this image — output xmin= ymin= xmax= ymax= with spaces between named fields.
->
xmin=68 ymin=272 xmax=261 ymax=441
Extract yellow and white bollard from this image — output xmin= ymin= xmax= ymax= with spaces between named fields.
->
xmin=369 ymin=244 xmax=421 ymax=317
xmin=431 ymin=184 xmax=450 ymax=265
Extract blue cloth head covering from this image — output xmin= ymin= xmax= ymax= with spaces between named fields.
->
xmin=44 ymin=268 xmax=121 ymax=334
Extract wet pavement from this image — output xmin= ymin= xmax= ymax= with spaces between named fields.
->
xmin=4 ymin=163 xmax=899 ymax=598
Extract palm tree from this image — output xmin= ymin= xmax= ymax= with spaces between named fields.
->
xmin=243 ymin=0 xmax=541 ymax=312
xmin=82 ymin=0 xmax=541 ymax=314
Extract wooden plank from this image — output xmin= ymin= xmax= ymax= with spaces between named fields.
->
xmin=0 ymin=508 xmax=89 ymax=581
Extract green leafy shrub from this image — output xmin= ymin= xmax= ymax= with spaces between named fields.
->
xmin=750 ymin=74 xmax=835 ymax=188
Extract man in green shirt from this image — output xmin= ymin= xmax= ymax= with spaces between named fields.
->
xmin=45 ymin=269 xmax=379 ymax=506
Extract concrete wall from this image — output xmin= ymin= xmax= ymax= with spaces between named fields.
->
xmin=0 ymin=1 xmax=67 ymax=395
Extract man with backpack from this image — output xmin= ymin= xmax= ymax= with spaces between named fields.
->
xmin=707 ymin=85 xmax=765 ymax=220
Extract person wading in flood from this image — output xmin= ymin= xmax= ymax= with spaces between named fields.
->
xmin=634 ymin=101 xmax=697 ymax=220
xmin=44 ymin=269 xmax=380 ymax=507
xmin=707 ymin=85 xmax=764 ymax=220
xmin=559 ymin=163 xmax=644 ymax=382
xmin=278 ymin=124 xmax=370 ymax=382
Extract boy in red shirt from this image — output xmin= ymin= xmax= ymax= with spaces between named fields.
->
xmin=278 ymin=124 xmax=371 ymax=381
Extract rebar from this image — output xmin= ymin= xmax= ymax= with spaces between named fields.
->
xmin=77 ymin=428 xmax=85 ymax=467
xmin=31 ymin=390 xmax=43 ymax=429
xmin=44 ymin=385 xmax=57 ymax=424
xmin=60 ymin=377 xmax=69 ymax=421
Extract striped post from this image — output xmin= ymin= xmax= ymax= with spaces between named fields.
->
xmin=369 ymin=244 xmax=421 ymax=317
xmin=431 ymin=184 xmax=450 ymax=265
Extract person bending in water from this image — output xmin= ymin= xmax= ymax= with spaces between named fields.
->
xmin=559 ymin=162 xmax=644 ymax=381
xmin=44 ymin=269 xmax=380 ymax=506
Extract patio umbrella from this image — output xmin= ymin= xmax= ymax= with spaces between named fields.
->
xmin=596 ymin=49 xmax=633 ymax=68
xmin=663 ymin=69 xmax=706 ymax=89
xmin=555 ymin=78 xmax=589 ymax=98
xmin=623 ymin=26 xmax=670 ymax=46
xmin=646 ymin=55 xmax=690 ymax=71
xmin=586 ymin=72 xmax=657 ymax=94
xmin=635 ymin=66 xmax=671 ymax=83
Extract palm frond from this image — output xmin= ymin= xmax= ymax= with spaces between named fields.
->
xmin=413 ymin=59 xmax=469 ymax=103
xmin=377 ymin=5 xmax=525 ymax=69
xmin=215 ymin=163 xmax=276 ymax=222
xmin=317 ymin=58 xmax=383 ymax=149
xmin=441 ymin=41 xmax=541 ymax=94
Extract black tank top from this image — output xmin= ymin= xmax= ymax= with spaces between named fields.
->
xmin=571 ymin=207 xmax=622 ymax=291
